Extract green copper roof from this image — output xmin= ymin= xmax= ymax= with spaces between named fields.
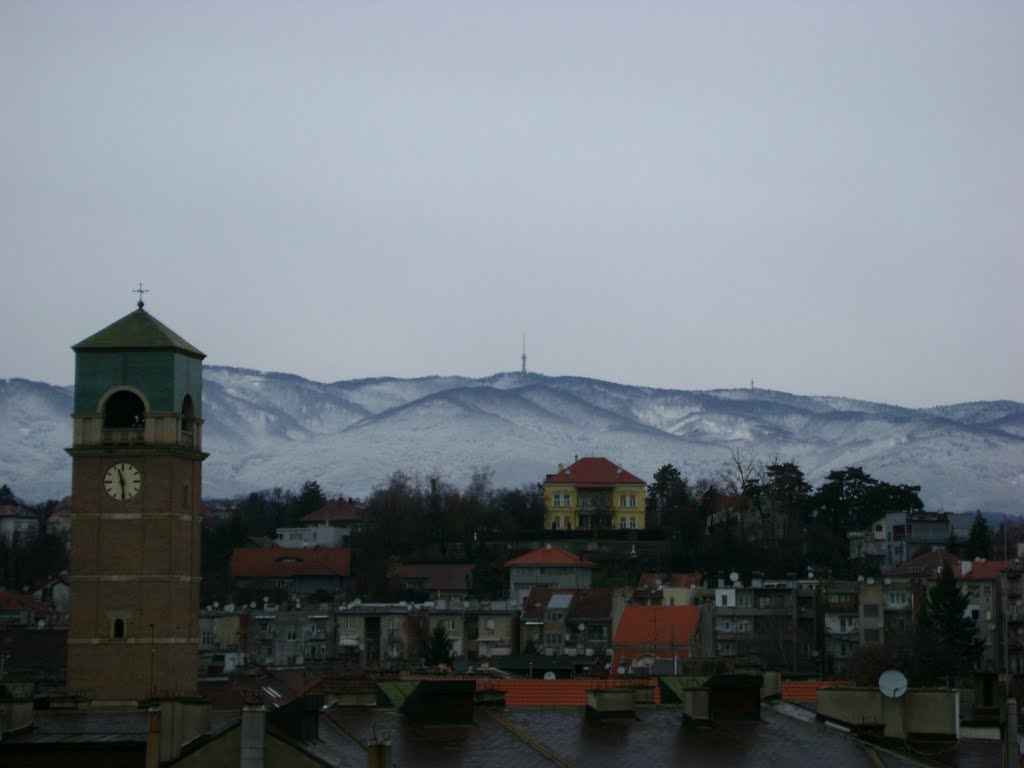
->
xmin=73 ymin=307 xmax=204 ymax=358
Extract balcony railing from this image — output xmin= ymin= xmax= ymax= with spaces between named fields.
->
xmin=102 ymin=428 xmax=145 ymax=445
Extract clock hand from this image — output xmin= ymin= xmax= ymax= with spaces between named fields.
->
xmin=118 ymin=469 xmax=126 ymax=497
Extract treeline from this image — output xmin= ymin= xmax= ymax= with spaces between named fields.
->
xmin=0 ymin=484 xmax=68 ymax=591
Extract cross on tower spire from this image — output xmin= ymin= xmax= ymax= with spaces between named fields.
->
xmin=134 ymin=283 xmax=149 ymax=309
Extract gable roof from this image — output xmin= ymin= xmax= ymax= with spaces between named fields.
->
xmin=231 ymin=548 xmax=351 ymax=579
xmin=73 ymin=307 xmax=204 ymax=358
xmin=890 ymin=549 xmax=961 ymax=579
xmin=392 ymin=563 xmax=474 ymax=592
xmin=545 ymin=456 xmax=644 ymax=486
xmin=300 ymin=500 xmax=363 ymax=524
xmin=613 ymin=605 xmax=700 ymax=648
xmin=961 ymin=559 xmax=1016 ymax=581
xmin=505 ymin=544 xmax=595 ymax=569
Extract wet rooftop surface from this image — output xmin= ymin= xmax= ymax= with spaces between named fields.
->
xmin=313 ymin=704 xmax=1002 ymax=768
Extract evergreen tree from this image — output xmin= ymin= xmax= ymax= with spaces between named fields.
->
xmin=0 ymin=484 xmax=17 ymax=506
xmin=965 ymin=511 xmax=993 ymax=560
xmin=913 ymin=565 xmax=984 ymax=683
xmin=291 ymin=480 xmax=327 ymax=522
xmin=425 ymin=621 xmax=454 ymax=666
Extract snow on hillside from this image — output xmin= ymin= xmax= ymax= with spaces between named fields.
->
xmin=1 ymin=369 xmax=1021 ymax=515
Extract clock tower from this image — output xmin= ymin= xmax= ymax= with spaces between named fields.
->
xmin=66 ymin=297 xmax=206 ymax=701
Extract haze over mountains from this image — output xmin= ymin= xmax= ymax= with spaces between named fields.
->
xmin=2 ymin=367 xmax=1022 ymax=515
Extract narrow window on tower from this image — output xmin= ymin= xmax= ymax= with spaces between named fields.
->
xmin=112 ymin=617 xmax=126 ymax=639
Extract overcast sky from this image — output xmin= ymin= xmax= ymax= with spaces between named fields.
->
xmin=2 ymin=1 xmax=1021 ymax=408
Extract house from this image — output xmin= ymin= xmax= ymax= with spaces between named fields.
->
xmin=248 ymin=605 xmax=335 ymax=668
xmin=709 ymin=575 xmax=818 ymax=673
xmin=274 ymin=524 xmax=347 ymax=549
xmin=300 ymin=499 xmax=363 ymax=533
xmin=634 ymin=572 xmax=702 ymax=606
xmin=611 ymin=604 xmax=700 ymax=675
xmin=231 ymin=547 xmax=351 ymax=595
xmin=391 ymin=563 xmax=474 ymax=600
xmin=0 ymin=505 xmax=38 ymax=547
xmin=960 ymin=559 xmax=1015 ymax=673
xmin=566 ymin=588 xmax=614 ymax=659
xmin=198 ymin=607 xmax=249 ymax=675
xmin=543 ymin=456 xmax=646 ymax=531
xmin=474 ymin=602 xmax=519 ymax=659
xmin=30 ymin=573 xmax=71 ymax=624
xmin=44 ymin=498 xmax=72 ymax=541
xmin=506 ymin=543 xmax=595 ymax=607
xmin=0 ymin=590 xmax=54 ymax=628
xmin=336 ymin=602 xmax=422 ymax=667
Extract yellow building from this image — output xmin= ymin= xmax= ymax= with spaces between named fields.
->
xmin=543 ymin=457 xmax=646 ymax=531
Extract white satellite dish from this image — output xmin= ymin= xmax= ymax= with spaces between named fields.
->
xmin=543 ymin=671 xmax=556 ymax=681
xmin=729 ymin=572 xmax=739 ymax=583
xmin=857 ymin=576 xmax=865 ymax=582
xmin=807 ymin=571 xmax=815 ymax=580
xmin=878 ymin=669 xmax=908 ymax=699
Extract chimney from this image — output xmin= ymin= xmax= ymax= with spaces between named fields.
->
xmin=367 ymin=739 xmax=392 ymax=768
xmin=558 ymin=463 xmax=564 ymax=473
xmin=240 ymin=705 xmax=266 ymax=768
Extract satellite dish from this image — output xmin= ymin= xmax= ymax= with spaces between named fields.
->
xmin=867 ymin=578 xmax=874 ymax=585
xmin=730 ymin=572 xmax=739 ymax=583
xmin=857 ymin=576 xmax=865 ymax=582
xmin=883 ymin=578 xmax=892 ymax=585
xmin=878 ymin=669 xmax=908 ymax=699
xmin=543 ymin=671 xmax=556 ymax=681
xmin=578 ymin=623 xmax=586 ymax=632
xmin=807 ymin=571 xmax=815 ymax=579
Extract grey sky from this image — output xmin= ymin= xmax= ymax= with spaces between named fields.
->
xmin=2 ymin=1 xmax=1021 ymax=408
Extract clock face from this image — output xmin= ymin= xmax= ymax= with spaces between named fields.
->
xmin=104 ymin=462 xmax=142 ymax=501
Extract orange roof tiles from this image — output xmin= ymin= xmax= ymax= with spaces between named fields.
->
xmin=961 ymin=559 xmax=1015 ymax=581
xmin=231 ymin=547 xmax=351 ymax=579
xmin=505 ymin=544 xmax=595 ymax=569
xmin=613 ymin=605 xmax=700 ymax=648
xmin=300 ymin=500 xmax=363 ymax=524
xmin=545 ymin=457 xmax=644 ymax=486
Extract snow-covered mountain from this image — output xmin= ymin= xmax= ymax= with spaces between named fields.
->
xmin=2 ymin=368 xmax=1022 ymax=514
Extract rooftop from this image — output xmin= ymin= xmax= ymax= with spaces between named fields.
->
xmin=506 ymin=544 xmax=595 ymax=569
xmin=544 ymin=456 xmax=644 ymax=487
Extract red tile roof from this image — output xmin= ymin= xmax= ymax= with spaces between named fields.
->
xmin=961 ymin=559 xmax=1015 ymax=581
xmin=0 ymin=589 xmax=52 ymax=616
xmin=890 ymin=549 xmax=961 ymax=579
xmin=300 ymin=500 xmax=363 ymax=524
xmin=545 ymin=457 xmax=644 ymax=487
xmin=613 ymin=605 xmax=700 ymax=648
xmin=505 ymin=544 xmax=595 ymax=569
xmin=392 ymin=563 xmax=474 ymax=592
xmin=231 ymin=547 xmax=351 ymax=579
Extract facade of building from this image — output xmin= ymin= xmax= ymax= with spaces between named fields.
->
xmin=542 ymin=457 xmax=647 ymax=531
xmin=66 ymin=302 xmax=206 ymax=700
xmin=505 ymin=544 xmax=596 ymax=607
xmin=0 ymin=505 xmax=39 ymax=547
xmin=231 ymin=547 xmax=351 ymax=595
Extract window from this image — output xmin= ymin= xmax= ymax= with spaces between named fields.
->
xmin=112 ymin=618 xmax=126 ymax=639
xmin=563 ymin=494 xmax=571 ymax=506
xmin=446 ymin=619 xmax=456 ymax=631
xmin=863 ymin=604 xmax=879 ymax=617
xmin=720 ymin=594 xmax=728 ymax=606
xmin=864 ymin=629 xmax=880 ymax=642
xmin=553 ymin=517 xmax=560 ymax=529
xmin=563 ymin=516 xmax=571 ymax=530
xmin=619 ymin=517 xmax=627 ymax=529
xmin=344 ymin=616 xmax=356 ymax=631
xmin=202 ymin=630 xmax=214 ymax=646
xmin=630 ymin=517 xmax=637 ymax=529
xmin=553 ymin=495 xmax=561 ymax=508
xmin=485 ymin=618 xmax=496 ymax=631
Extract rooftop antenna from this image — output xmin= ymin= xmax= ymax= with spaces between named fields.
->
xmin=521 ymin=333 xmax=527 ymax=374
xmin=134 ymin=282 xmax=149 ymax=309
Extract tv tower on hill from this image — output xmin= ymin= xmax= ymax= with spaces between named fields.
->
xmin=521 ymin=333 xmax=527 ymax=374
